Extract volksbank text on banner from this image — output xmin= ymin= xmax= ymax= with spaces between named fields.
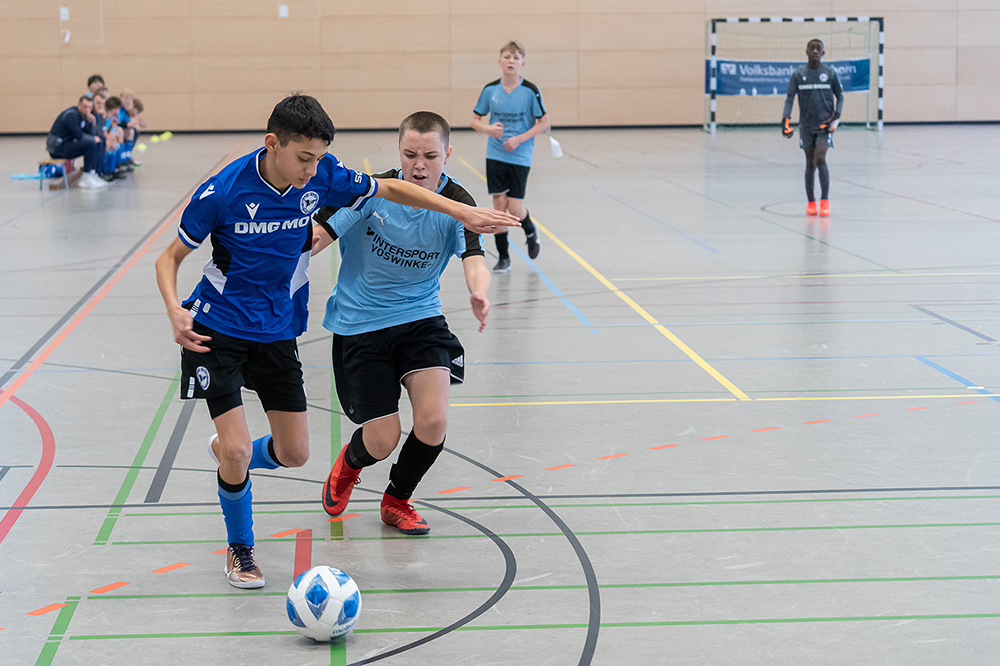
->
xmin=705 ymin=58 xmax=871 ymax=96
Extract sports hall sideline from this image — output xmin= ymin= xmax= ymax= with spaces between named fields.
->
xmin=2 ymin=122 xmax=999 ymax=664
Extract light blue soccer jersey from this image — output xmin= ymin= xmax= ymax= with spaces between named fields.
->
xmin=177 ymin=148 xmax=377 ymax=342
xmin=474 ymin=78 xmax=546 ymax=167
xmin=321 ymin=169 xmax=483 ymax=336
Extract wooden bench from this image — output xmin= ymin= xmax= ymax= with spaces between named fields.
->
xmin=38 ymin=158 xmax=73 ymax=191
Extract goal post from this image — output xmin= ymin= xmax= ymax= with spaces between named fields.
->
xmin=705 ymin=16 xmax=884 ymax=133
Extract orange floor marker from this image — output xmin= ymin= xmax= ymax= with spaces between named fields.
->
xmin=905 ymin=406 xmax=931 ymax=411
xmin=152 ymin=562 xmax=190 ymax=574
xmin=211 ymin=548 xmax=228 ymax=555
xmin=597 ymin=453 xmax=627 ymax=460
xmin=854 ymin=413 xmax=880 ymax=418
xmin=650 ymin=444 xmax=678 ymax=450
xmin=701 ymin=435 xmax=729 ymax=441
xmin=492 ymin=475 xmax=523 ymax=482
xmin=90 ymin=582 xmax=130 ymax=594
xmin=803 ymin=420 xmax=831 ymax=424
xmin=956 ymin=400 xmax=982 ymax=404
xmin=271 ymin=528 xmax=307 ymax=538
xmin=752 ymin=427 xmax=781 ymax=432
xmin=328 ymin=513 xmax=359 ymax=523
xmin=438 ymin=486 xmax=470 ymax=494
xmin=545 ymin=464 xmax=576 ymax=470
xmin=27 ymin=603 xmax=66 ymax=616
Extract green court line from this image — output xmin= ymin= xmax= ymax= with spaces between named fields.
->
xmin=94 ymin=371 xmax=180 ymax=545
xmin=110 ymin=537 xmax=329 ymax=545
xmin=35 ymin=597 xmax=79 ymax=666
xmin=84 ymin=574 xmax=1000 ymax=601
xmin=65 ymin=611 xmax=1000 ymax=641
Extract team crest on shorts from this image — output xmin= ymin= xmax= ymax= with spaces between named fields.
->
xmin=819 ymin=73 xmax=828 ymax=82
xmin=196 ymin=366 xmax=211 ymax=391
xmin=300 ymin=191 xmax=319 ymax=215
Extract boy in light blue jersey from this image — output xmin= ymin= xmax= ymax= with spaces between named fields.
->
xmin=155 ymin=96 xmax=516 ymax=589
xmin=313 ymin=111 xmax=491 ymax=535
xmin=473 ymin=40 xmax=550 ymax=272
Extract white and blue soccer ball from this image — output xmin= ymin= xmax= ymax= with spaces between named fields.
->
xmin=286 ymin=566 xmax=362 ymax=641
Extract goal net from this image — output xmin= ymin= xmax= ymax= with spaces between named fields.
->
xmin=705 ymin=17 xmax=883 ymax=132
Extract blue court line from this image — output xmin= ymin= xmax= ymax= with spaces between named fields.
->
xmin=915 ymin=357 xmax=1000 ymax=404
xmin=594 ymin=317 xmax=1000 ymax=327
xmin=507 ymin=244 xmax=598 ymax=333
xmin=600 ymin=191 xmax=719 ymax=254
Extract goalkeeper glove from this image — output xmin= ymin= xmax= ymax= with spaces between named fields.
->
xmin=782 ymin=118 xmax=793 ymax=138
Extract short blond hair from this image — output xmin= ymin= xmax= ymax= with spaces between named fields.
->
xmin=500 ymin=41 xmax=525 ymax=58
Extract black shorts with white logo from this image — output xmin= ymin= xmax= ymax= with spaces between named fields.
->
xmin=180 ymin=319 xmax=306 ymax=413
xmin=486 ymin=159 xmax=531 ymax=200
xmin=800 ymin=128 xmax=834 ymax=151
xmin=333 ymin=315 xmax=465 ymax=425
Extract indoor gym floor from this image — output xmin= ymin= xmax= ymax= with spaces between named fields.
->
xmin=1 ymin=124 xmax=999 ymax=665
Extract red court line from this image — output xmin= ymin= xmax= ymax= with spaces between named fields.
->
xmin=597 ymin=454 xmax=627 ymax=460
xmin=752 ymin=427 xmax=781 ymax=432
xmin=701 ymin=435 xmax=729 ymax=441
xmin=27 ymin=603 xmax=66 ymax=617
xmin=327 ymin=513 xmax=359 ymax=523
xmin=152 ymin=562 xmax=190 ymax=574
xmin=438 ymin=487 xmax=470 ymax=494
xmin=545 ymin=464 xmax=576 ymax=470
xmin=905 ymin=406 xmax=931 ymax=411
xmin=803 ymin=420 xmax=831 ymax=424
xmin=854 ymin=413 xmax=880 ymax=418
xmin=211 ymin=548 xmax=228 ymax=555
xmin=271 ymin=528 xmax=308 ymax=538
xmin=294 ymin=529 xmax=312 ymax=579
xmin=650 ymin=445 xmax=678 ymax=450
xmin=493 ymin=475 xmax=523 ymax=482
xmin=0 ymin=397 xmax=56 ymax=546
xmin=90 ymin=582 xmax=130 ymax=594
xmin=956 ymin=401 xmax=982 ymax=405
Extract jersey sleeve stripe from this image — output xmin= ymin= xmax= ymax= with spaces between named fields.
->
xmin=178 ymin=225 xmax=203 ymax=249
xmin=345 ymin=175 xmax=378 ymax=211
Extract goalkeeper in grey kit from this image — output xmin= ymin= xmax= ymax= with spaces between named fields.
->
xmin=782 ymin=38 xmax=844 ymax=217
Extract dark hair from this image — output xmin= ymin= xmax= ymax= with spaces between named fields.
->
xmin=78 ymin=94 xmax=93 ymax=104
xmin=807 ymin=38 xmax=824 ymax=49
xmin=132 ymin=98 xmax=144 ymax=113
xmin=398 ymin=111 xmax=450 ymax=146
xmin=105 ymin=95 xmax=122 ymax=111
xmin=266 ymin=93 xmax=335 ymax=146
xmin=87 ymin=74 xmax=105 ymax=87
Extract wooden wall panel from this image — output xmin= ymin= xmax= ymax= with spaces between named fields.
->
xmin=3 ymin=1 xmax=999 ymax=132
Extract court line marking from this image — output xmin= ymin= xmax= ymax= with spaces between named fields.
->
xmin=613 ymin=271 xmax=1000 ymax=282
xmin=89 ymin=582 xmax=130 ymax=595
xmin=328 ymin=513 xmax=360 ymax=523
xmin=916 ymin=357 xmax=1000 ymax=405
xmin=27 ymin=603 xmax=67 ymax=616
xmin=452 ymin=394 xmax=999 ymax=407
xmin=33 ymin=598 xmax=78 ymax=666
xmin=151 ymin=562 xmax=189 ymax=574
xmin=507 ymin=243 xmax=597 ymax=330
xmin=293 ymin=529 xmax=312 ymax=580
xmin=0 ymin=397 xmax=55 ymax=546
xmin=457 ymin=154 xmax=749 ymax=401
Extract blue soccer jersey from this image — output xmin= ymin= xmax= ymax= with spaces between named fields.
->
xmin=177 ymin=148 xmax=378 ymax=342
xmin=320 ymin=169 xmax=483 ymax=336
xmin=474 ymin=78 xmax=546 ymax=167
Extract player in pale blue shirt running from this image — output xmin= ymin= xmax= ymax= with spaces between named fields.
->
xmin=473 ymin=41 xmax=550 ymax=272
xmin=155 ymin=96 xmax=516 ymax=589
xmin=312 ymin=111 xmax=491 ymax=535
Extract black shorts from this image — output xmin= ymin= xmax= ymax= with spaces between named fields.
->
xmin=800 ymin=128 xmax=834 ymax=151
xmin=333 ymin=316 xmax=465 ymax=425
xmin=180 ymin=320 xmax=306 ymax=414
xmin=486 ymin=159 xmax=530 ymax=200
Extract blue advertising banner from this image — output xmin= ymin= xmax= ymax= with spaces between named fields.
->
xmin=705 ymin=58 xmax=871 ymax=96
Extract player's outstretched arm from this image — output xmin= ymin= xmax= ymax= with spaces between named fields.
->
xmin=154 ymin=237 xmax=211 ymax=352
xmin=461 ymin=255 xmax=491 ymax=332
xmin=374 ymin=178 xmax=519 ymax=234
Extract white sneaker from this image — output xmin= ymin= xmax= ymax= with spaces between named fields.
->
xmin=78 ymin=171 xmax=109 ymax=188
xmin=208 ymin=433 xmax=220 ymax=467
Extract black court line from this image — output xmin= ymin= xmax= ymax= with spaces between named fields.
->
xmin=0 ymin=466 xmax=10 ymax=485
xmin=912 ymin=305 xmax=997 ymax=342
xmin=0 ymin=149 xmax=240 ymax=391
xmin=445 ymin=448 xmax=601 ymax=666
xmin=346 ymin=489 xmax=517 ymax=666
xmin=144 ymin=400 xmax=196 ymax=503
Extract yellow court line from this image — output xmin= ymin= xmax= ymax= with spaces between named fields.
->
xmin=451 ymin=394 xmax=998 ymax=408
xmin=455 ymin=153 xmax=749 ymax=401
xmin=534 ymin=220 xmax=752 ymax=402
xmin=363 ymin=158 xmax=371 ymax=175
xmin=614 ymin=272 xmax=1000 ymax=282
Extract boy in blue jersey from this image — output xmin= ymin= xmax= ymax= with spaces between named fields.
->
xmin=155 ymin=96 xmax=516 ymax=588
xmin=472 ymin=41 xmax=550 ymax=272
xmin=782 ymin=39 xmax=844 ymax=217
xmin=312 ymin=111 xmax=490 ymax=535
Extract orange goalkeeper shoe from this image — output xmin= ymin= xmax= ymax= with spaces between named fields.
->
xmin=806 ymin=201 xmax=818 ymax=216
xmin=819 ymin=199 xmax=831 ymax=216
